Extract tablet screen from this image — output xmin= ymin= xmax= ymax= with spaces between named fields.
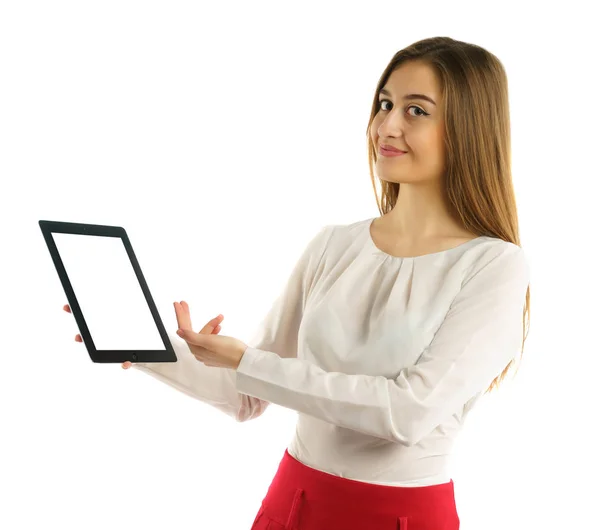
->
xmin=52 ymin=231 xmax=165 ymax=351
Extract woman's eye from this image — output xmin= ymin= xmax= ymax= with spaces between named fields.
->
xmin=378 ymin=99 xmax=427 ymax=117
xmin=407 ymin=105 xmax=426 ymax=117
xmin=378 ymin=99 xmax=390 ymax=111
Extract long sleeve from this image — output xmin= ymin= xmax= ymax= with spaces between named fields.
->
xmin=235 ymin=243 xmax=530 ymax=445
xmin=133 ymin=224 xmax=334 ymax=422
xmin=133 ymin=332 xmax=248 ymax=420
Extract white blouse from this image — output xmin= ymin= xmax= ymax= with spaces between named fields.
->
xmin=134 ymin=217 xmax=530 ymax=486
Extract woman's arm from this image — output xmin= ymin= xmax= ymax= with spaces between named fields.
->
xmin=133 ymin=224 xmax=335 ymax=422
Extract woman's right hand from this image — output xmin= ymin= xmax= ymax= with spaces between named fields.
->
xmin=62 ymin=301 xmax=224 ymax=369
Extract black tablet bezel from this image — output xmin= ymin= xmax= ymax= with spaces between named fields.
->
xmin=39 ymin=220 xmax=177 ymax=364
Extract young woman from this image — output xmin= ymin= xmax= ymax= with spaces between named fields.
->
xmin=64 ymin=36 xmax=531 ymax=530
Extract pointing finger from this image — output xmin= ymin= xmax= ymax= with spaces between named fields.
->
xmin=174 ymin=301 xmax=193 ymax=330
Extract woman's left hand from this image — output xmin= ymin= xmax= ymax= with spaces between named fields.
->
xmin=174 ymin=301 xmax=248 ymax=370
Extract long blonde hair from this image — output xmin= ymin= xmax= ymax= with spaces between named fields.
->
xmin=366 ymin=37 xmax=530 ymax=394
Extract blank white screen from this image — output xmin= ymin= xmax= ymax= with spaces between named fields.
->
xmin=52 ymin=232 xmax=164 ymax=350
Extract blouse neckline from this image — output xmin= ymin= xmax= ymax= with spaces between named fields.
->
xmin=365 ymin=218 xmax=487 ymax=260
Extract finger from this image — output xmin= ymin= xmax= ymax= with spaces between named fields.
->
xmin=64 ymin=304 xmax=71 ymax=313
xmin=212 ymin=324 xmax=221 ymax=334
xmin=174 ymin=301 xmax=193 ymax=330
xmin=200 ymin=314 xmax=224 ymax=335
xmin=180 ymin=301 xmax=193 ymax=329
xmin=122 ymin=361 xmax=132 ymax=369
xmin=75 ymin=335 xmax=82 ymax=342
xmin=174 ymin=302 xmax=223 ymax=335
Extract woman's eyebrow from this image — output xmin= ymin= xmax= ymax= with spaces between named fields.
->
xmin=379 ymin=88 xmax=436 ymax=106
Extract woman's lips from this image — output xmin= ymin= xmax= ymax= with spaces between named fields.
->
xmin=379 ymin=146 xmax=407 ymax=157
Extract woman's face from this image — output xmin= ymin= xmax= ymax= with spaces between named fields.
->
xmin=370 ymin=61 xmax=446 ymax=185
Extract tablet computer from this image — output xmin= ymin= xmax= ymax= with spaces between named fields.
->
xmin=39 ymin=220 xmax=177 ymax=364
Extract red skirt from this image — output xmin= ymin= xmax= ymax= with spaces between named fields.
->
xmin=249 ymin=448 xmax=460 ymax=530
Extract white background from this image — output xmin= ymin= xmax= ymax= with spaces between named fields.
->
xmin=1 ymin=1 xmax=598 ymax=529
